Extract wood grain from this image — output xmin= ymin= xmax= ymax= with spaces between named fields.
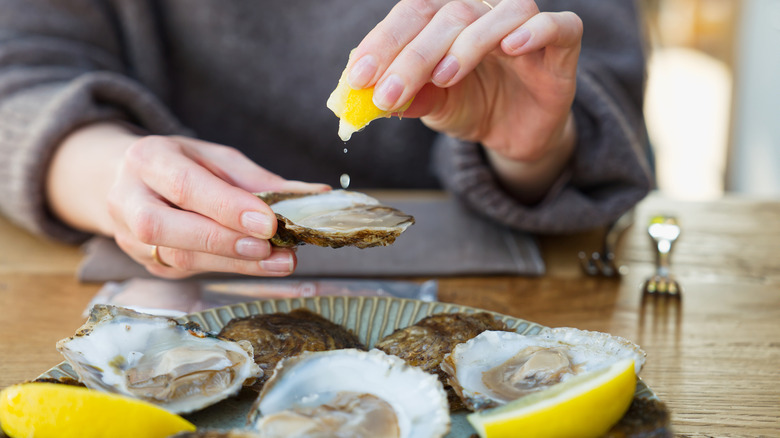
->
xmin=1 ymin=192 xmax=779 ymax=437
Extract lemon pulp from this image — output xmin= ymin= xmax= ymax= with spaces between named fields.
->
xmin=326 ymin=51 xmax=412 ymax=141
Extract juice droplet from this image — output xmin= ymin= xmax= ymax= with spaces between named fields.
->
xmin=339 ymin=173 xmax=351 ymax=189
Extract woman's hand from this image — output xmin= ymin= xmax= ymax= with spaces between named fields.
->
xmin=346 ymin=0 xmax=582 ymax=202
xmin=47 ymin=123 xmax=330 ymax=279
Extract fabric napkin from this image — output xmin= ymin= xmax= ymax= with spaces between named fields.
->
xmin=76 ymin=196 xmax=545 ymax=282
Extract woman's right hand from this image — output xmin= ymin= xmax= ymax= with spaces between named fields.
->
xmin=47 ymin=122 xmax=330 ymax=279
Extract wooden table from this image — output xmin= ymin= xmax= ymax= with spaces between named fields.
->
xmin=1 ymin=192 xmax=778 ymax=437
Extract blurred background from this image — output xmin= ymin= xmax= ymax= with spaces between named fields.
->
xmin=641 ymin=0 xmax=780 ymax=200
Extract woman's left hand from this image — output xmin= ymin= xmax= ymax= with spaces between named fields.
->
xmin=346 ymin=0 xmax=582 ymax=200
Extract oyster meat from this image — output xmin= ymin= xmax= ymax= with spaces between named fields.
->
xmin=375 ymin=312 xmax=512 ymax=411
xmin=248 ymin=349 xmax=450 ymax=438
xmin=56 ymin=305 xmax=260 ymax=414
xmin=441 ymin=328 xmax=647 ymax=411
xmin=256 ymin=190 xmax=414 ymax=248
xmin=218 ymin=308 xmax=365 ymax=390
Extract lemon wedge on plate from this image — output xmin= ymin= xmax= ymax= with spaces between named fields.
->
xmin=326 ymin=51 xmax=413 ymax=142
xmin=467 ymin=359 xmax=637 ymax=438
xmin=0 ymin=382 xmax=196 ymax=438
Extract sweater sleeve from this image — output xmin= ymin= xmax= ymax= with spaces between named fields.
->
xmin=432 ymin=0 xmax=655 ymax=234
xmin=0 ymin=0 xmax=186 ymax=243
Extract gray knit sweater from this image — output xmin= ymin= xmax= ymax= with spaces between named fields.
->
xmin=0 ymin=0 xmax=653 ymax=244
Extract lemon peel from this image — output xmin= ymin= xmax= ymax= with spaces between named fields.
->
xmin=467 ymin=359 xmax=637 ymax=438
xmin=326 ymin=51 xmax=412 ymax=141
xmin=0 ymin=382 xmax=196 ymax=438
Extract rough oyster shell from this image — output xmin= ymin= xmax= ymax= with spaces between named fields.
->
xmin=248 ymin=349 xmax=450 ymax=438
xmin=56 ymin=305 xmax=260 ymax=414
xmin=375 ymin=312 xmax=512 ymax=411
xmin=218 ymin=308 xmax=365 ymax=390
xmin=441 ymin=328 xmax=647 ymax=411
xmin=256 ymin=190 xmax=414 ymax=248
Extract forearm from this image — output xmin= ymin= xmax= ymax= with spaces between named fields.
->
xmin=485 ymin=111 xmax=577 ymax=205
xmin=45 ymin=122 xmax=141 ymax=236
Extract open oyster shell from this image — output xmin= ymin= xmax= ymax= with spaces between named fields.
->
xmin=248 ymin=349 xmax=450 ymax=438
xmin=375 ymin=312 xmax=513 ymax=411
xmin=441 ymin=328 xmax=647 ymax=411
xmin=56 ymin=305 xmax=260 ymax=414
xmin=256 ymin=190 xmax=414 ymax=248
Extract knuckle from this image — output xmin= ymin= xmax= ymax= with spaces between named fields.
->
xmin=198 ymin=227 xmax=224 ymax=255
xmin=441 ymin=1 xmax=480 ymax=26
xmin=403 ymin=44 xmax=436 ymax=68
xmin=506 ymin=0 xmax=539 ymax=20
xmin=128 ymin=205 xmax=160 ymax=244
xmin=125 ymin=136 xmax=176 ymax=166
xmin=166 ymin=165 xmax=194 ymax=206
xmin=400 ymin=0 xmax=439 ymax=19
xmin=167 ymin=249 xmax=194 ymax=270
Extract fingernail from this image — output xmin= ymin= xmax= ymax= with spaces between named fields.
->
xmin=432 ymin=54 xmax=460 ymax=86
xmin=373 ymin=74 xmax=404 ymax=111
xmin=241 ymin=211 xmax=274 ymax=238
xmin=347 ymin=55 xmax=377 ymax=89
xmin=235 ymin=237 xmax=270 ymax=258
xmin=504 ymin=27 xmax=532 ymax=52
xmin=260 ymin=252 xmax=294 ymax=273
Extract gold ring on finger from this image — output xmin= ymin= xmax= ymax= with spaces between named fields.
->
xmin=151 ymin=245 xmax=172 ymax=268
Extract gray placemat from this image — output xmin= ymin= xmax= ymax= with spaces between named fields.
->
xmin=77 ymin=197 xmax=544 ymax=282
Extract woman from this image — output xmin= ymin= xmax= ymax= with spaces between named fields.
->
xmin=0 ymin=0 xmax=653 ymax=278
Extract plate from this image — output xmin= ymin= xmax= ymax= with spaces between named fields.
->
xmin=40 ymin=296 xmax=657 ymax=436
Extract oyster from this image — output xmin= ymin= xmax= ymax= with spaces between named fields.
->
xmin=248 ymin=349 xmax=450 ymax=438
xmin=256 ymin=190 xmax=414 ymax=248
xmin=218 ymin=308 xmax=365 ymax=390
xmin=441 ymin=328 xmax=647 ymax=411
xmin=56 ymin=305 xmax=260 ymax=414
xmin=375 ymin=312 xmax=512 ymax=411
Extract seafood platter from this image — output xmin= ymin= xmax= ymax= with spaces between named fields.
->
xmin=38 ymin=296 xmax=671 ymax=437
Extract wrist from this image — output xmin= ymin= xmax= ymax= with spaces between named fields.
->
xmin=46 ymin=121 xmax=141 ymax=235
xmin=485 ymin=111 xmax=576 ymax=205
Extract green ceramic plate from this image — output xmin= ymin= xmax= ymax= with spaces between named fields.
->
xmin=40 ymin=296 xmax=656 ymax=436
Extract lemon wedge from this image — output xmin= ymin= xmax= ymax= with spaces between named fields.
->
xmin=326 ymin=51 xmax=412 ymax=141
xmin=0 ymin=382 xmax=196 ymax=438
xmin=467 ymin=359 xmax=637 ymax=438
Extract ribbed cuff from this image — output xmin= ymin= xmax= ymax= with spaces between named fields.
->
xmin=0 ymin=71 xmax=188 ymax=242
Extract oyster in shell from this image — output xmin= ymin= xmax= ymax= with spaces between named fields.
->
xmin=218 ymin=308 xmax=365 ymax=390
xmin=375 ymin=312 xmax=512 ymax=411
xmin=256 ymin=190 xmax=414 ymax=248
xmin=441 ymin=328 xmax=647 ymax=411
xmin=56 ymin=305 xmax=260 ymax=414
xmin=248 ymin=349 xmax=450 ymax=438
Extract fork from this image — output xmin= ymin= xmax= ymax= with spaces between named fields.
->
xmin=578 ymin=209 xmax=635 ymax=277
xmin=643 ymin=215 xmax=681 ymax=295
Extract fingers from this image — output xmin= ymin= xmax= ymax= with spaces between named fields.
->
xmin=349 ymin=0 xmax=583 ymax=110
xmin=501 ymin=11 xmax=583 ymax=57
xmin=172 ymin=136 xmax=331 ymax=194
xmin=346 ymin=0 xmax=450 ymax=90
xmin=430 ymin=0 xmax=541 ymax=87
xmin=111 ymin=135 xmax=326 ymax=279
xmin=140 ymin=241 xmax=297 ymax=279
xmin=125 ymin=136 xmax=278 ymax=239
xmin=114 ymin=190 xmax=273 ymax=260
xmin=373 ymin=0 xmax=486 ymax=111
